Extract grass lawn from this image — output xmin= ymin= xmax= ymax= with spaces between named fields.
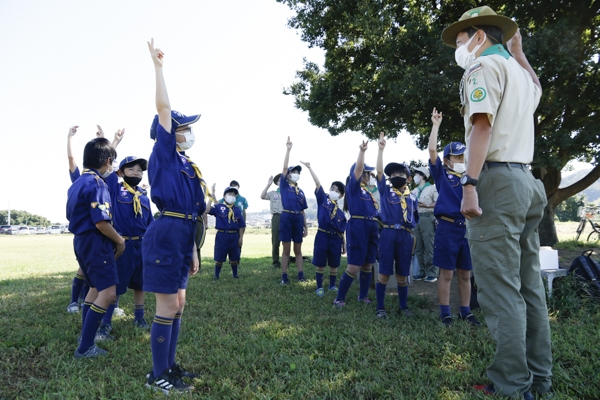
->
xmin=1 ymin=224 xmax=599 ymax=399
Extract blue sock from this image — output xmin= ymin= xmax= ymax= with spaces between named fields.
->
xmin=81 ymin=301 xmax=92 ymax=328
xmin=359 ymin=269 xmax=372 ymax=300
xmin=80 ymin=283 xmax=90 ymax=304
xmin=134 ymin=304 xmax=144 ymax=321
xmin=336 ymin=271 xmax=356 ymax=302
xmin=329 ymin=273 xmax=337 ymax=289
xmin=71 ymin=274 xmax=85 ymax=303
xmin=151 ymin=315 xmax=174 ymax=378
xmin=397 ymin=285 xmax=408 ymax=310
xmin=376 ymin=282 xmax=386 ymax=311
xmin=102 ymin=300 xmax=116 ymax=325
xmin=460 ymin=306 xmax=471 ymax=318
xmin=316 ymin=270 xmax=324 ymax=289
xmin=282 ymin=273 xmax=288 ymax=282
xmin=298 ymin=270 xmax=305 ymax=281
xmin=232 ymin=264 xmax=238 ymax=278
xmin=78 ymin=303 xmax=106 ymax=353
xmin=440 ymin=304 xmax=451 ymax=318
xmin=214 ymin=264 xmax=222 ymax=278
xmin=168 ymin=313 xmax=182 ymax=367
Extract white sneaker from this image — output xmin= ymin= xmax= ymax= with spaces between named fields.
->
xmin=113 ymin=307 xmax=125 ymax=317
xmin=67 ymin=302 xmax=79 ymax=313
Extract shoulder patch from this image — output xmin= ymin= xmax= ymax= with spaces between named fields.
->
xmin=467 ymin=62 xmax=482 ymax=77
xmin=470 ymin=87 xmax=487 ymax=102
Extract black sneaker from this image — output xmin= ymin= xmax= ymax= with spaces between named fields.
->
xmin=95 ymin=323 xmax=114 ymax=342
xmin=133 ymin=318 xmax=151 ymax=329
xmin=280 ymin=279 xmax=290 ymax=285
xmin=171 ymin=363 xmax=199 ymax=379
xmin=146 ymin=368 xmax=193 ymax=394
xmin=440 ymin=315 xmax=453 ymax=326
xmin=399 ymin=308 xmax=415 ymax=317
xmin=298 ymin=277 xmax=308 ymax=283
xmin=376 ymin=309 xmax=388 ymax=319
xmin=458 ymin=313 xmax=482 ymax=326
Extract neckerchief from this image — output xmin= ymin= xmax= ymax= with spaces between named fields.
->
xmin=416 ymin=182 xmax=431 ymax=200
xmin=225 ymin=203 xmax=235 ymax=223
xmin=446 ymin=169 xmax=462 ymax=179
xmin=82 ymin=168 xmax=102 ymax=183
xmin=122 ymin=181 xmax=143 ymax=217
xmin=288 ymin=179 xmax=300 ymax=195
xmin=392 ymin=186 xmax=411 ymax=222
xmin=329 ymin=198 xmax=339 ymax=220
xmin=183 ymin=154 xmax=215 ymax=202
xmin=360 ymin=184 xmax=379 ymax=210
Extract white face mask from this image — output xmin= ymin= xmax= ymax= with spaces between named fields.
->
xmin=101 ymin=164 xmax=113 ymax=179
xmin=289 ymin=173 xmax=300 ymax=183
xmin=455 ymin=32 xmax=486 ymax=69
xmin=452 ymin=163 xmax=466 ymax=174
xmin=225 ymin=195 xmax=236 ymax=204
xmin=414 ymin=176 xmax=421 ymax=185
xmin=329 ymin=191 xmax=340 ymax=201
xmin=176 ymin=126 xmax=195 ymax=151
xmin=368 ymin=176 xmax=377 ymax=187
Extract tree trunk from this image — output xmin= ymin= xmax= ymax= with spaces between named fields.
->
xmin=539 ymin=202 xmax=559 ymax=247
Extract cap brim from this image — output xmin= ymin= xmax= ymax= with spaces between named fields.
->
xmin=441 ymin=15 xmax=517 ymax=48
xmin=224 ymin=187 xmax=239 ymax=196
xmin=120 ymin=158 xmax=148 ymax=171
xmin=384 ymin=162 xmax=410 ymax=177
xmin=173 ymin=114 xmax=201 ymax=128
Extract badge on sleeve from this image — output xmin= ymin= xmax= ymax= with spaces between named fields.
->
xmin=470 ymin=87 xmax=487 ymax=102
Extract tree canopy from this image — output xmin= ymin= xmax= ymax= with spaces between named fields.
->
xmin=0 ymin=210 xmax=52 ymax=227
xmin=278 ymin=0 xmax=600 ymax=244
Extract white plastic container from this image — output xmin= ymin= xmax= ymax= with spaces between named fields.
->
xmin=539 ymin=246 xmax=559 ymax=270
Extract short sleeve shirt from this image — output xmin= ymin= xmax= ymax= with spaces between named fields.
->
xmin=345 ymin=164 xmax=379 ymax=217
xmin=264 ymin=190 xmax=283 ymax=215
xmin=377 ymin=176 xmax=418 ymax=229
xmin=69 ymin=167 xmax=81 ymax=183
xmin=280 ymin=177 xmax=308 ymax=212
xmin=429 ymin=157 xmax=463 ymax=220
xmin=411 ymin=184 xmax=438 ymax=211
xmin=235 ymin=194 xmax=248 ymax=212
xmin=209 ymin=203 xmax=246 ymax=231
xmin=315 ymin=186 xmax=347 ymax=233
xmin=66 ymin=169 xmax=113 ymax=234
xmin=462 ymin=45 xmax=542 ymax=163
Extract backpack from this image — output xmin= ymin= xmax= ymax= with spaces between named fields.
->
xmin=568 ymin=249 xmax=600 ymax=298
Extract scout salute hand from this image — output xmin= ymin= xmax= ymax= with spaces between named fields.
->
xmin=96 ymin=125 xmax=104 ymax=138
xmin=431 ymin=107 xmax=442 ymax=127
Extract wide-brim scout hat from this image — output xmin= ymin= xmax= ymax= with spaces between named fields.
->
xmin=119 ymin=156 xmax=148 ymax=171
xmin=223 ymin=186 xmax=239 ymax=196
xmin=150 ymin=110 xmax=201 ymax=140
xmin=384 ymin=162 xmax=411 ymax=177
xmin=443 ymin=142 xmax=467 ymax=159
xmin=287 ymin=165 xmax=302 ymax=174
xmin=414 ymin=166 xmax=430 ymax=179
xmin=441 ymin=5 xmax=518 ymax=48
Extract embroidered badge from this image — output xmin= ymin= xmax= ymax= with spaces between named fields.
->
xmin=467 ymin=62 xmax=481 ymax=77
xmin=470 ymin=87 xmax=487 ymax=102
xmin=91 ymin=202 xmax=98 ymax=208
xmin=274 ymin=194 xmax=280 ymax=200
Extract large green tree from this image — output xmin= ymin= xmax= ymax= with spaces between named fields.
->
xmin=0 ymin=210 xmax=52 ymax=227
xmin=278 ymin=0 xmax=600 ymax=245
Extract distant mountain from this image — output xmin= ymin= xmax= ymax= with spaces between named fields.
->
xmin=559 ymin=168 xmax=600 ymax=202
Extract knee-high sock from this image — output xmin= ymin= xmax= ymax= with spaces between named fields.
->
xmin=359 ymin=269 xmax=372 ymax=299
xmin=376 ymin=282 xmax=387 ymax=310
xmin=315 ymin=270 xmax=324 ymax=289
xmin=398 ymin=285 xmax=408 ymax=309
xmin=71 ymin=274 xmax=85 ymax=303
xmin=102 ymin=299 xmax=117 ymax=325
xmin=151 ymin=316 xmax=174 ymax=378
xmin=335 ymin=271 xmax=356 ymax=302
xmin=78 ymin=303 xmax=106 ymax=352
xmin=168 ymin=313 xmax=182 ymax=367
xmin=329 ymin=273 xmax=337 ymax=289
xmin=231 ymin=264 xmax=238 ymax=278
xmin=214 ymin=264 xmax=222 ymax=278
xmin=134 ymin=304 xmax=145 ymax=321
xmin=81 ymin=301 xmax=92 ymax=328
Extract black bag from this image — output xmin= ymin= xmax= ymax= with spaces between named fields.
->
xmin=568 ymin=249 xmax=600 ymax=298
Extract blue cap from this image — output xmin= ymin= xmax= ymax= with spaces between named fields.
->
xmin=384 ymin=162 xmax=411 ymax=177
xmin=223 ymin=186 xmax=239 ymax=196
xmin=443 ymin=142 xmax=466 ymax=159
xmin=119 ymin=156 xmax=147 ymax=171
xmin=150 ymin=110 xmax=201 ymax=140
xmin=287 ymin=165 xmax=302 ymax=174
xmin=349 ymin=163 xmax=375 ymax=176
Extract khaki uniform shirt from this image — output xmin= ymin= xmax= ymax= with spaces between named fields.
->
xmin=461 ymin=45 xmax=541 ymax=163
xmin=264 ymin=190 xmax=283 ymax=215
xmin=411 ymin=184 xmax=438 ymax=213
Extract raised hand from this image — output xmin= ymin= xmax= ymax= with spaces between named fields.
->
xmin=267 ymin=176 xmax=274 ymax=185
xmin=431 ymin=107 xmax=443 ymax=126
xmin=507 ymin=28 xmax=523 ymax=56
xmin=96 ymin=125 xmax=105 ymax=138
xmin=114 ymin=128 xmax=125 ymax=144
xmin=68 ymin=126 xmax=79 ymax=137
xmin=359 ymin=140 xmax=368 ymax=152
xmin=147 ymin=38 xmax=164 ymax=68
xmin=378 ymin=132 xmax=386 ymax=149
xmin=299 ymin=161 xmax=311 ymax=169
xmin=286 ymin=136 xmax=293 ymax=150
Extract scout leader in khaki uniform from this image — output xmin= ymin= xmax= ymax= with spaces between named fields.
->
xmin=442 ymin=6 xmax=552 ymax=399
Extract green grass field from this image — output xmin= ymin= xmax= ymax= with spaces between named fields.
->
xmin=1 ymin=225 xmax=599 ymax=399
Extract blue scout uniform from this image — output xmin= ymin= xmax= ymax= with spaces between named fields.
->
xmin=142 ymin=124 xmax=206 ymax=294
xmin=345 ymin=163 xmax=380 ymax=266
xmin=377 ymin=177 xmax=419 ymax=276
xmin=67 ymin=168 xmax=118 ymax=292
xmin=279 ymin=175 xmax=308 ymax=243
xmin=105 ymin=172 xmax=154 ymax=296
xmin=209 ymin=203 xmax=246 ymax=263
xmin=429 ymin=156 xmax=472 ymax=271
xmin=312 ymin=186 xmax=347 ymax=268
xmin=70 ymin=167 xmax=81 ymax=183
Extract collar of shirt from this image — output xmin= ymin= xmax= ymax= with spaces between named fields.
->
xmin=480 ymin=44 xmax=510 ymax=60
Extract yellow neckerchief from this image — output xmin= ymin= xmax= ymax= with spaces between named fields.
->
xmin=391 ymin=186 xmax=411 ymax=222
xmin=82 ymin=168 xmax=102 ymax=183
xmin=183 ymin=154 xmax=216 ymax=202
xmin=224 ymin=202 xmax=235 ymax=223
xmin=288 ymin=179 xmax=300 ymax=195
xmin=360 ymin=184 xmax=379 ymax=210
xmin=122 ymin=181 xmax=143 ymax=217
xmin=446 ymin=169 xmax=462 ymax=179
xmin=329 ymin=198 xmax=339 ymax=219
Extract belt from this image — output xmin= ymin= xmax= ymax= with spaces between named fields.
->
xmin=161 ymin=210 xmax=199 ymax=222
xmin=283 ymin=209 xmax=303 ymax=214
xmin=485 ymin=162 xmax=528 ymax=169
xmin=122 ymin=235 xmax=142 ymax=241
xmin=217 ymin=230 xmax=238 ymax=234
xmin=439 ymin=216 xmax=466 ymax=226
xmin=351 ymin=215 xmax=379 ymax=222
xmin=380 ymin=223 xmax=412 ymax=234
xmin=318 ymin=228 xmax=344 ymax=238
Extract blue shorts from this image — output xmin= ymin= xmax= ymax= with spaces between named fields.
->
xmin=378 ymin=228 xmax=414 ymax=277
xmin=116 ymin=239 xmax=143 ymax=295
xmin=214 ymin=231 xmax=240 ymax=263
xmin=433 ymin=219 xmax=472 ymax=271
xmin=142 ymin=217 xmax=195 ymax=294
xmin=346 ymin=218 xmax=379 ymax=266
xmin=279 ymin=212 xmax=304 ymax=243
xmin=74 ymin=231 xmax=118 ymax=292
xmin=312 ymin=230 xmax=343 ymax=268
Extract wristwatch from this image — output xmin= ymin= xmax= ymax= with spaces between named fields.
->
xmin=460 ymin=174 xmax=478 ymax=187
